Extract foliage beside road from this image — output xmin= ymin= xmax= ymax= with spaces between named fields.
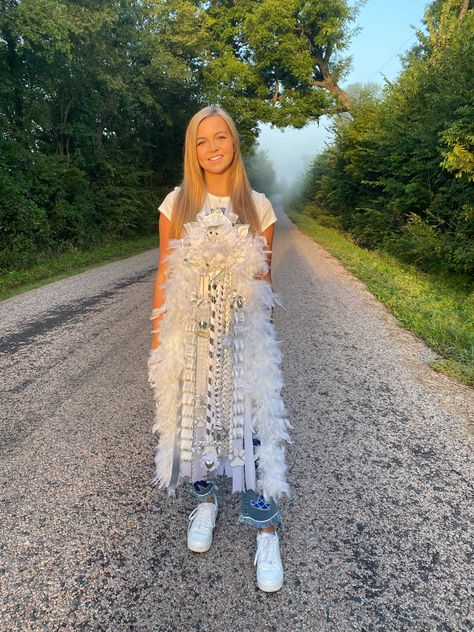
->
xmin=0 ymin=235 xmax=157 ymax=301
xmin=1 ymin=0 xmax=360 ymax=273
xmin=287 ymin=208 xmax=474 ymax=387
xmin=299 ymin=1 xmax=473 ymax=276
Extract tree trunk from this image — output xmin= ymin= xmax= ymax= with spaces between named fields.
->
xmin=4 ymin=26 xmax=24 ymax=139
xmin=459 ymin=0 xmax=470 ymax=20
xmin=58 ymin=97 xmax=73 ymax=162
xmin=95 ymin=119 xmax=105 ymax=155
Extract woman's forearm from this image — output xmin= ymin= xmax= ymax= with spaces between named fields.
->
xmin=151 ymin=290 xmax=163 ymax=350
xmin=151 ymin=264 xmax=168 ymax=350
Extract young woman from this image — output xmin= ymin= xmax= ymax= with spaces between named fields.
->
xmin=148 ymin=105 xmax=291 ymax=592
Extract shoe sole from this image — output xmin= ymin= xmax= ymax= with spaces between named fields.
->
xmin=187 ymin=540 xmax=212 ymax=553
xmin=257 ymin=578 xmax=284 ymax=592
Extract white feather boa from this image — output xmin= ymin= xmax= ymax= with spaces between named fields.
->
xmin=148 ymin=209 xmax=291 ymax=500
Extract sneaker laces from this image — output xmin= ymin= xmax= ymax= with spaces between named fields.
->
xmin=254 ymin=533 xmax=279 ymax=566
xmin=188 ymin=502 xmax=217 ymax=533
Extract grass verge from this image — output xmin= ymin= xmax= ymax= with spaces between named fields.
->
xmin=0 ymin=235 xmax=158 ymax=301
xmin=287 ymin=209 xmax=474 ymax=388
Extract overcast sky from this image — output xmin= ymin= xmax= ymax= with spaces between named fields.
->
xmin=258 ymin=0 xmax=429 ymax=186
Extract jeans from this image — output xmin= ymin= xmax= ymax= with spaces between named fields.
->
xmin=188 ymin=481 xmax=281 ymax=529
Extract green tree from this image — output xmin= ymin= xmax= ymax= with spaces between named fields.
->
xmin=0 ymin=0 xmax=372 ymax=271
xmin=298 ymin=0 xmax=474 ymax=274
xmin=0 ymin=0 xmax=205 ymax=269
xmin=202 ymin=0 xmax=364 ymax=133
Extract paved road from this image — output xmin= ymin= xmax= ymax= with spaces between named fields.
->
xmin=1 ymin=209 xmax=473 ymax=631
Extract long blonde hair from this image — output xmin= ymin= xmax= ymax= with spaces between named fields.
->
xmin=169 ymin=105 xmax=260 ymax=239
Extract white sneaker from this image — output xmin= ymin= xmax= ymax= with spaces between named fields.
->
xmin=187 ymin=499 xmax=218 ymax=553
xmin=254 ymin=531 xmax=284 ymax=592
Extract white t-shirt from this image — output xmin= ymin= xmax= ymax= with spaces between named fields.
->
xmin=158 ymin=186 xmax=277 ymax=232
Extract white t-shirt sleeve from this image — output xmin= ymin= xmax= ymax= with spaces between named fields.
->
xmin=254 ymin=191 xmax=277 ymax=232
xmin=159 ymin=187 xmax=277 ymax=230
xmin=158 ymin=186 xmax=180 ymax=220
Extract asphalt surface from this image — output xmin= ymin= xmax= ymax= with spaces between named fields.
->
xmin=1 ymin=208 xmax=473 ymax=631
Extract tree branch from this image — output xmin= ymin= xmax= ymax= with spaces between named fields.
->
xmin=323 ymin=44 xmax=333 ymax=63
xmin=459 ymin=0 xmax=469 ymax=20
xmin=271 ymin=78 xmax=280 ymax=105
xmin=310 ymin=79 xmax=355 ymax=112
xmin=312 ymin=56 xmax=355 ymax=113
